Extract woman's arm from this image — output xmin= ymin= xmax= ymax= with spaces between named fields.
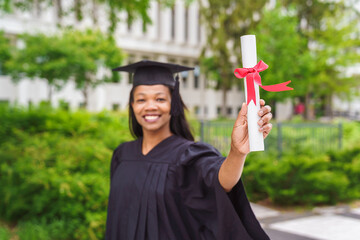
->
xmin=218 ymin=99 xmax=273 ymax=192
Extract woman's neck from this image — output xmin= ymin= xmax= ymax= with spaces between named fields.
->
xmin=141 ymin=130 xmax=173 ymax=155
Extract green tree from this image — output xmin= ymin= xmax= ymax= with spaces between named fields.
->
xmin=5 ymin=33 xmax=75 ymax=102
xmin=5 ymin=30 xmax=124 ymax=106
xmin=253 ymin=6 xmax=313 ymax=111
xmin=63 ymin=29 xmax=124 ymax=108
xmin=199 ymin=0 xmax=267 ymax=117
xmin=0 ymin=31 xmax=11 ymax=75
xmin=0 ymin=0 xmax=152 ymax=33
xmin=309 ymin=7 xmax=360 ymax=117
xmin=279 ymin=0 xmax=360 ymax=119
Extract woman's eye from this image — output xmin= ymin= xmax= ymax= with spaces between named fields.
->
xmin=156 ymin=98 xmax=166 ymax=102
xmin=136 ymin=99 xmax=145 ymax=103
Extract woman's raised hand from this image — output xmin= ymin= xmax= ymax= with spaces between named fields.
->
xmin=230 ymin=99 xmax=273 ymax=156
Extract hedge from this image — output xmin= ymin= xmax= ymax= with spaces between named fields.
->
xmin=1 ymin=104 xmax=360 ymax=239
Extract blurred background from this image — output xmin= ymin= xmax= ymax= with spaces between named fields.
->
xmin=0 ymin=0 xmax=360 ymax=239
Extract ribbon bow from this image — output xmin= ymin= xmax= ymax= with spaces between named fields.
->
xmin=234 ymin=60 xmax=293 ymax=105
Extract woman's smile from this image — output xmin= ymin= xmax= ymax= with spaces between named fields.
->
xmin=143 ymin=114 xmax=161 ymax=122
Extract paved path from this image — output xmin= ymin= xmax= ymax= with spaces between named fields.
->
xmin=251 ymin=203 xmax=360 ymax=240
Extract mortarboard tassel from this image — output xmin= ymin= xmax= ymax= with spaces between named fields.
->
xmin=170 ymin=75 xmax=183 ymax=117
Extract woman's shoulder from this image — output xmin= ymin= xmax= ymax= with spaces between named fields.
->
xmin=173 ymin=137 xmax=223 ymax=165
xmin=113 ymin=138 xmax=140 ymax=155
xmin=178 ymin=138 xmax=221 ymax=154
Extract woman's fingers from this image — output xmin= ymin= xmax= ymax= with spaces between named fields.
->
xmin=260 ymin=123 xmax=272 ymax=139
xmin=258 ymin=104 xmax=272 ymax=128
xmin=258 ymin=105 xmax=271 ymax=117
xmin=259 ymin=122 xmax=272 ymax=132
xmin=257 ymin=101 xmax=273 ymax=138
xmin=258 ymin=112 xmax=272 ymax=126
xmin=260 ymin=99 xmax=265 ymax=107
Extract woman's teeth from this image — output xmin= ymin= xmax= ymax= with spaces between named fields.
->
xmin=144 ymin=115 xmax=159 ymax=120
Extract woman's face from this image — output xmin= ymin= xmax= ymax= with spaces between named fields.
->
xmin=131 ymin=84 xmax=172 ymax=135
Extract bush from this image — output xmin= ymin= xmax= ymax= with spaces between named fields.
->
xmin=342 ymin=121 xmax=360 ymax=150
xmin=17 ymin=221 xmax=51 ymax=240
xmin=0 ymin=131 xmax=112 ymax=239
xmin=328 ymin=147 xmax=360 ymax=199
xmin=1 ymin=104 xmax=360 ymax=238
xmin=0 ymin=105 xmax=133 ymax=239
xmin=0 ymin=225 xmax=11 ymax=240
xmin=14 ymin=219 xmax=77 ymax=240
xmin=243 ymin=147 xmax=359 ymax=206
xmin=0 ymin=104 xmax=132 ymax=148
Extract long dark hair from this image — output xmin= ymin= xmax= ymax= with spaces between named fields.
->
xmin=128 ymin=86 xmax=194 ymax=141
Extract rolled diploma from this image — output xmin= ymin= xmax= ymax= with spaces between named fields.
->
xmin=241 ymin=35 xmax=264 ymax=152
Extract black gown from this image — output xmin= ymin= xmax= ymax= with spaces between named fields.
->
xmin=106 ymin=135 xmax=270 ymax=240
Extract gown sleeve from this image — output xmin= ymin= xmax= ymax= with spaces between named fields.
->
xmin=177 ymin=141 xmax=269 ymax=240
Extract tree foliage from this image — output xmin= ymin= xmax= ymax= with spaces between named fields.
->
xmin=61 ymin=29 xmax=124 ymax=107
xmin=5 ymin=32 xmax=75 ymax=101
xmin=199 ymin=0 xmax=267 ymax=117
xmin=279 ymin=0 xmax=360 ymax=118
xmin=5 ymin=29 xmax=124 ymax=105
xmin=0 ymin=31 xmax=11 ymax=75
xmin=201 ymin=0 xmax=360 ymax=119
xmin=0 ymin=0 xmax=153 ymax=33
xmin=253 ymin=6 xmax=314 ymax=104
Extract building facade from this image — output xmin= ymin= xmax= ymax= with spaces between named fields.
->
xmin=8 ymin=1 xmax=360 ymax=121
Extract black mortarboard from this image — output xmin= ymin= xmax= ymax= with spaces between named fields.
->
xmin=112 ymin=60 xmax=194 ymax=116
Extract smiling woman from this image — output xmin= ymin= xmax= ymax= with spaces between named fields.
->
xmin=106 ymin=60 xmax=272 ymax=240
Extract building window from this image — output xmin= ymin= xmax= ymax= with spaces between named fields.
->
xmin=182 ymin=75 xmax=188 ymax=88
xmin=194 ymin=65 xmax=200 ymax=89
xmin=194 ymin=105 xmax=200 ymax=115
xmin=184 ymin=7 xmax=189 ymax=42
xmin=128 ymin=73 xmax=133 ymax=84
xmin=112 ymin=103 xmax=120 ymax=111
xmin=204 ymin=106 xmax=208 ymax=116
xmin=217 ymin=106 xmax=221 ymax=115
xmin=194 ymin=76 xmax=199 ymax=89
xmin=181 ymin=61 xmax=189 ymax=88
xmin=171 ymin=7 xmax=175 ymax=40
xmin=79 ymin=102 xmax=86 ymax=108
xmin=227 ymin=107 xmax=233 ymax=115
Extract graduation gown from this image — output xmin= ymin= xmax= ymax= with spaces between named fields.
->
xmin=105 ymin=135 xmax=269 ymax=240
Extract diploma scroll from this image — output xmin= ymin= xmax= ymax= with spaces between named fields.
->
xmin=241 ymin=35 xmax=264 ymax=152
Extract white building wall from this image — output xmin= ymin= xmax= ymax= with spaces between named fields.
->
xmin=0 ymin=77 xmax=17 ymax=103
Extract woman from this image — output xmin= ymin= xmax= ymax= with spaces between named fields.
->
xmin=106 ymin=60 xmax=272 ymax=240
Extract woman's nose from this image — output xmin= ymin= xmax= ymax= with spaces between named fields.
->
xmin=144 ymin=100 xmax=158 ymax=110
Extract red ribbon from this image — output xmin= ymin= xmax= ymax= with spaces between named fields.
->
xmin=234 ymin=60 xmax=293 ymax=105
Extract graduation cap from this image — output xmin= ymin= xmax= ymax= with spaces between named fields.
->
xmin=113 ymin=60 xmax=194 ymax=116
